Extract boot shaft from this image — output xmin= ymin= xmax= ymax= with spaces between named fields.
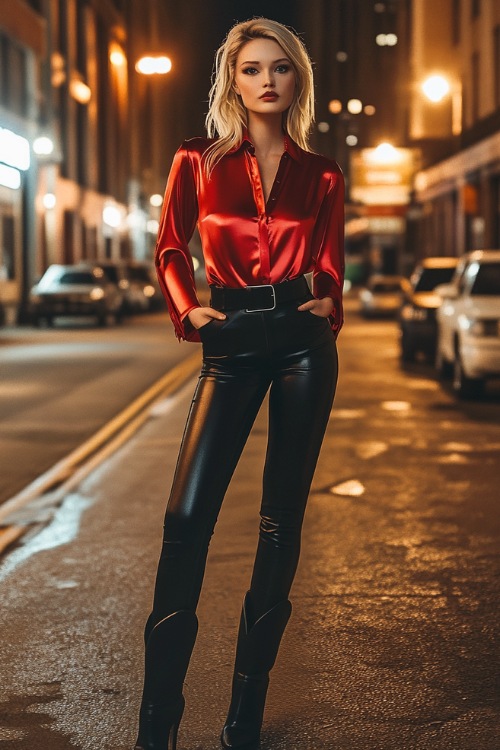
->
xmin=233 ymin=592 xmax=292 ymax=676
xmin=142 ymin=610 xmax=198 ymax=703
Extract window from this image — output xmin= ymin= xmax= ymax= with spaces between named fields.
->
xmin=471 ymin=52 xmax=480 ymax=121
xmin=25 ymin=0 xmax=43 ymax=11
xmin=470 ymin=263 xmax=500 ymax=295
xmin=0 ymin=32 xmax=29 ymax=116
xmin=452 ymin=0 xmax=461 ymax=44
xmin=495 ymin=26 xmax=500 ymax=108
xmin=0 ymin=214 xmax=15 ymax=280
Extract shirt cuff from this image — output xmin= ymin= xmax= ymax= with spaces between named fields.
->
xmin=156 ymin=250 xmax=201 ymax=341
xmin=313 ymin=271 xmax=344 ymax=337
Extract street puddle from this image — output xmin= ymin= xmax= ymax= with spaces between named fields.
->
xmin=407 ymin=379 xmax=439 ymax=391
xmin=0 ymin=492 xmax=94 ymax=583
xmin=436 ymin=452 xmax=471 ymax=464
xmin=442 ymin=442 xmax=473 ymax=452
xmin=330 ymin=408 xmax=366 ymax=420
xmin=330 ymin=479 xmax=366 ymax=497
xmin=381 ymin=400 xmax=412 ymax=413
xmin=355 ymin=441 xmax=388 ymax=460
xmin=0 ymin=683 xmax=73 ymax=749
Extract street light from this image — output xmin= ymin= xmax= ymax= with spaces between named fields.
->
xmin=421 ymin=75 xmax=450 ymax=102
xmin=370 ymin=141 xmax=403 ymax=164
xmin=135 ymin=56 xmax=172 ymax=75
xmin=33 ymin=136 xmax=55 ymax=156
xmin=421 ymin=74 xmax=462 ymax=136
xmin=347 ymin=98 xmax=363 ymax=115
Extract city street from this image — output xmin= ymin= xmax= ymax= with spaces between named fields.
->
xmin=0 ymin=313 xmax=190 ymax=504
xmin=0 ymin=298 xmax=499 ymax=749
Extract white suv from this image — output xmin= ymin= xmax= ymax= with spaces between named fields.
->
xmin=435 ymin=250 xmax=500 ymax=398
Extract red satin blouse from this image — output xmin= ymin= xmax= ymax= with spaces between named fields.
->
xmin=154 ymin=132 xmax=345 ymax=343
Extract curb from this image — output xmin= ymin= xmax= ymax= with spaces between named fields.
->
xmin=0 ymin=351 xmax=201 ymax=554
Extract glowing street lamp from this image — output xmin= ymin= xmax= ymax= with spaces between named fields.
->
xmin=347 ymin=98 xmax=363 ymax=115
xmin=421 ymin=75 xmax=450 ymax=103
xmin=370 ymin=141 xmax=404 ymax=164
xmin=328 ymin=99 xmax=342 ymax=114
xmin=150 ymin=193 xmax=163 ymax=207
xmin=109 ymin=42 xmax=126 ymax=68
xmin=33 ymin=136 xmax=55 ymax=156
xmin=135 ymin=56 xmax=172 ymax=75
xmin=421 ymin=74 xmax=462 ymax=136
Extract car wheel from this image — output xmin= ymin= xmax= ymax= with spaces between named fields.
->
xmin=401 ymin=334 xmax=415 ymax=363
xmin=435 ymin=344 xmax=453 ymax=378
xmin=34 ymin=314 xmax=53 ymax=328
xmin=453 ymin=352 xmax=484 ymax=399
xmin=97 ymin=310 xmax=110 ymax=327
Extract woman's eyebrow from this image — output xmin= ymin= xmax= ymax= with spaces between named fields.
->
xmin=240 ymin=57 xmax=291 ymax=66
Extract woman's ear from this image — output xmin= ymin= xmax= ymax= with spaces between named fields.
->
xmin=233 ymin=81 xmax=240 ymax=95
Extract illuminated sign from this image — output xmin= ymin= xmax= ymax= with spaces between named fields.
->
xmin=0 ymin=126 xmax=30 ymax=171
xmin=0 ymin=163 xmax=21 ymax=189
xmin=350 ymin=146 xmax=416 ymax=205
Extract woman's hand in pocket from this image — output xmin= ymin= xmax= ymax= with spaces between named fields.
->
xmin=188 ymin=307 xmax=226 ymax=330
xmin=297 ymin=296 xmax=334 ymax=318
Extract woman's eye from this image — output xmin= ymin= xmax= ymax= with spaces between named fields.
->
xmin=242 ymin=67 xmax=258 ymax=75
xmin=276 ymin=65 xmax=290 ymax=73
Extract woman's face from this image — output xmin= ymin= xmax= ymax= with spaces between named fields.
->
xmin=233 ymin=38 xmax=296 ymax=118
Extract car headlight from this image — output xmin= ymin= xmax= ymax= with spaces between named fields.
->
xmin=401 ymin=305 xmax=428 ymax=321
xmin=90 ymin=287 xmax=105 ymax=301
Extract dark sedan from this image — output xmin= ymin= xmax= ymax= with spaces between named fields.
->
xmin=399 ymin=256 xmax=459 ymax=362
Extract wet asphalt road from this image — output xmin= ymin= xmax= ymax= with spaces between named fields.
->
xmin=0 ymin=313 xmax=186 ymax=504
xmin=0 ymin=299 xmax=499 ymax=749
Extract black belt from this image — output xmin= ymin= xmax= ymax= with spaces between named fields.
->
xmin=209 ymin=276 xmax=310 ymax=312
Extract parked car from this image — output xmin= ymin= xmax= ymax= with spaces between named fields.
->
xmin=358 ymin=275 xmax=405 ymax=317
xmin=435 ymin=249 xmax=500 ymax=398
xmin=97 ymin=260 xmax=162 ymax=313
xmin=96 ymin=260 xmax=135 ymax=314
xmin=30 ymin=263 xmax=124 ymax=326
xmin=123 ymin=260 xmax=164 ymax=311
xmin=399 ymin=256 xmax=459 ymax=362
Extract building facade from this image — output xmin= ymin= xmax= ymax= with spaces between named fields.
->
xmin=409 ymin=0 xmax=500 ymax=258
xmin=0 ymin=0 xmax=44 ymax=323
xmin=297 ymin=0 xmax=412 ymax=279
xmin=0 ymin=0 xmax=179 ymax=325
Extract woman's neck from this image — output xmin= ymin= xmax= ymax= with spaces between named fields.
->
xmin=246 ymin=114 xmax=285 ymax=156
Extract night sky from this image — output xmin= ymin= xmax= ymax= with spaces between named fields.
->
xmin=211 ymin=1 xmax=300 ymax=40
xmin=158 ymin=1 xmax=304 ymax=161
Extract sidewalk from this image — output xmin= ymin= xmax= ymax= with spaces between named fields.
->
xmin=0 ymin=317 xmax=499 ymax=749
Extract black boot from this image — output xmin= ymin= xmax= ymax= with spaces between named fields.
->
xmin=134 ymin=609 xmax=198 ymax=750
xmin=221 ymin=592 xmax=292 ymax=749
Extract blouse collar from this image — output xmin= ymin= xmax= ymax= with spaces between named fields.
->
xmin=230 ymin=128 xmax=302 ymax=163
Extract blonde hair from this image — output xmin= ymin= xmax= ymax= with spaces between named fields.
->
xmin=204 ymin=17 xmax=315 ymax=175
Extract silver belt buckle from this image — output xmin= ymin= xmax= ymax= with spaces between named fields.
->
xmin=245 ymin=284 xmax=276 ymax=313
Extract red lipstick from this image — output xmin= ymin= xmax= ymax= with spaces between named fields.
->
xmin=260 ymin=92 xmax=278 ymax=100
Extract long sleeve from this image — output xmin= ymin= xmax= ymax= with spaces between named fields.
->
xmin=311 ymin=169 xmax=345 ymax=338
xmin=154 ymin=143 xmax=201 ymax=342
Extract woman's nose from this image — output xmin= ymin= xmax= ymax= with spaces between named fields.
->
xmin=263 ymin=70 xmax=275 ymax=87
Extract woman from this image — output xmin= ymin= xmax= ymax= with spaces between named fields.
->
xmin=134 ymin=17 xmax=344 ymax=750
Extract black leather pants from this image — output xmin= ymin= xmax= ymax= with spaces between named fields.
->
xmin=150 ymin=291 xmax=338 ymax=627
